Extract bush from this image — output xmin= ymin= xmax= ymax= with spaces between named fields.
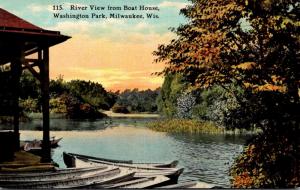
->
xmin=50 ymin=97 xmax=67 ymax=113
xmin=20 ymin=98 xmax=40 ymax=113
xmin=111 ymin=104 xmax=130 ymax=114
xmin=230 ymin=127 xmax=300 ymax=188
xmin=190 ymin=85 xmax=243 ymax=128
xmin=147 ymin=119 xmax=223 ymax=134
xmin=116 ymin=88 xmax=160 ymax=113
xmin=156 ymin=74 xmax=187 ymax=117
xmin=176 ymin=92 xmax=196 ymax=119
xmin=61 ymin=94 xmax=107 ymax=119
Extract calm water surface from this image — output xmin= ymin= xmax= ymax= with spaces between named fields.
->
xmin=2 ymin=118 xmax=248 ymax=187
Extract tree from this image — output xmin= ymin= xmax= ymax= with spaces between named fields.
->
xmin=176 ymin=92 xmax=196 ymax=119
xmin=192 ymin=84 xmax=243 ymax=127
xmin=67 ymin=80 xmax=116 ymax=110
xmin=154 ymin=0 xmax=299 ymax=187
xmin=19 ymin=71 xmax=41 ymax=112
xmin=154 ymin=0 xmax=244 ymax=89
xmin=156 ymin=74 xmax=187 ymax=117
xmin=49 ymin=75 xmax=67 ymax=97
xmin=20 ymin=70 xmax=41 ymax=99
xmin=115 ymin=88 xmax=160 ymax=113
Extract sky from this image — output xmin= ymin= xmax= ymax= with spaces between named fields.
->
xmin=0 ymin=0 xmax=188 ymax=91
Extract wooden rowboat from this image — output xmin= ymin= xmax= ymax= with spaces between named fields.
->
xmin=102 ymin=175 xmax=171 ymax=188
xmin=63 ymin=152 xmax=178 ymax=168
xmin=0 ymin=167 xmax=135 ymax=189
xmin=21 ymin=137 xmax=63 ymax=156
xmin=158 ymin=181 xmax=220 ymax=188
xmin=0 ymin=166 xmax=107 ymax=182
xmin=65 ymin=153 xmax=184 ymax=184
xmin=21 ymin=137 xmax=63 ymax=151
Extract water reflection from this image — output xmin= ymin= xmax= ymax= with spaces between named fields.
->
xmin=168 ymin=133 xmax=248 ymax=186
xmin=1 ymin=118 xmax=248 ymax=187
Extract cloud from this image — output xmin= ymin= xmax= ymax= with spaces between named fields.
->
xmin=27 ymin=4 xmax=58 ymax=13
xmin=49 ymin=33 xmax=171 ymax=91
xmin=64 ymin=2 xmax=88 ymax=8
xmin=49 ymin=19 xmax=174 ymax=44
xmin=43 ymin=1 xmax=179 ymax=91
xmin=159 ymin=1 xmax=189 ymax=9
xmin=49 ymin=19 xmax=126 ymax=35
xmin=134 ymin=22 xmax=152 ymax=31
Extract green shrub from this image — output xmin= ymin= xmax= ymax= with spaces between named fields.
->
xmin=230 ymin=128 xmax=300 ymax=188
xmin=146 ymin=119 xmax=223 ymax=134
xmin=61 ymin=94 xmax=107 ymax=119
xmin=111 ymin=104 xmax=130 ymax=114
xmin=49 ymin=97 xmax=67 ymax=113
xmin=19 ymin=98 xmax=40 ymax=113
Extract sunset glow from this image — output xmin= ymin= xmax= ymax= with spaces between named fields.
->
xmin=1 ymin=0 xmax=188 ymax=91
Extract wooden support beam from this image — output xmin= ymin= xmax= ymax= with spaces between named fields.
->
xmin=25 ymin=47 xmax=40 ymax=56
xmin=25 ymin=58 xmax=39 ymax=63
xmin=40 ymin=47 xmax=51 ymax=163
xmin=22 ymin=61 xmax=40 ymax=70
xmin=22 ymin=59 xmax=41 ymax=81
xmin=10 ymin=49 xmax=24 ymax=150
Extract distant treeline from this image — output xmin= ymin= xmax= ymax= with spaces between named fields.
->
xmin=19 ymin=72 xmax=115 ymax=118
xmin=18 ymin=71 xmax=161 ymax=117
xmin=18 ymin=70 xmax=237 ymax=123
xmin=113 ymin=88 xmax=160 ymax=113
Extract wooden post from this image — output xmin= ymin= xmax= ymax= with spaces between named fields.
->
xmin=11 ymin=49 xmax=23 ymax=150
xmin=40 ymin=47 xmax=51 ymax=163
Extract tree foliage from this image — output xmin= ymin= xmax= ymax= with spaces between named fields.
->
xmin=176 ymin=92 xmax=196 ymax=119
xmin=115 ymin=88 xmax=160 ymax=113
xmin=20 ymin=71 xmax=41 ymax=100
xmin=67 ymin=80 xmax=116 ymax=110
xmin=156 ymin=74 xmax=187 ymax=117
xmin=193 ymin=84 xmax=243 ymax=127
xmin=154 ymin=0 xmax=299 ymax=101
xmin=18 ymin=72 xmax=117 ymax=116
xmin=154 ymin=0 xmax=299 ymax=187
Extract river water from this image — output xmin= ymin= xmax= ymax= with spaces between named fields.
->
xmin=1 ymin=118 xmax=248 ymax=187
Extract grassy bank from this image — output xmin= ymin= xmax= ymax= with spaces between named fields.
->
xmin=147 ymin=119 xmax=259 ymax=135
xmin=103 ymin=111 xmax=160 ymax=118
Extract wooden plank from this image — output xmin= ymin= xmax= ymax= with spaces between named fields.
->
xmin=10 ymin=49 xmax=23 ymax=150
xmin=22 ymin=62 xmax=39 ymax=70
xmin=25 ymin=47 xmax=39 ymax=56
xmin=25 ymin=58 xmax=39 ymax=63
xmin=22 ymin=59 xmax=41 ymax=81
xmin=39 ymin=47 xmax=51 ymax=163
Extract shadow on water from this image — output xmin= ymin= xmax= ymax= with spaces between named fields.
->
xmin=0 ymin=117 xmax=158 ymax=131
xmin=165 ymin=133 xmax=249 ymax=187
xmin=169 ymin=132 xmax=250 ymax=145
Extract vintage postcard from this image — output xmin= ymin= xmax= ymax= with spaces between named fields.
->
xmin=0 ymin=0 xmax=298 ymax=189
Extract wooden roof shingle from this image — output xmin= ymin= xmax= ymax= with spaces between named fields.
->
xmin=0 ymin=8 xmax=43 ymax=31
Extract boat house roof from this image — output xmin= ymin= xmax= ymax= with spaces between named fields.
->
xmin=0 ymin=8 xmax=70 ymax=65
xmin=0 ymin=8 xmax=43 ymax=30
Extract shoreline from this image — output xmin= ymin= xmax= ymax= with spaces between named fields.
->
xmin=102 ymin=111 xmax=160 ymax=118
xmin=146 ymin=119 xmax=260 ymax=135
xmin=26 ymin=112 xmax=160 ymax=119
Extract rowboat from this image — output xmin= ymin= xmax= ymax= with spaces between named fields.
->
xmin=64 ymin=153 xmax=184 ymax=184
xmin=102 ymin=175 xmax=170 ymax=188
xmin=158 ymin=181 xmax=219 ymax=188
xmin=63 ymin=152 xmax=178 ymax=168
xmin=0 ymin=166 xmax=107 ymax=182
xmin=0 ymin=167 xmax=135 ymax=189
xmin=21 ymin=137 xmax=62 ymax=151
